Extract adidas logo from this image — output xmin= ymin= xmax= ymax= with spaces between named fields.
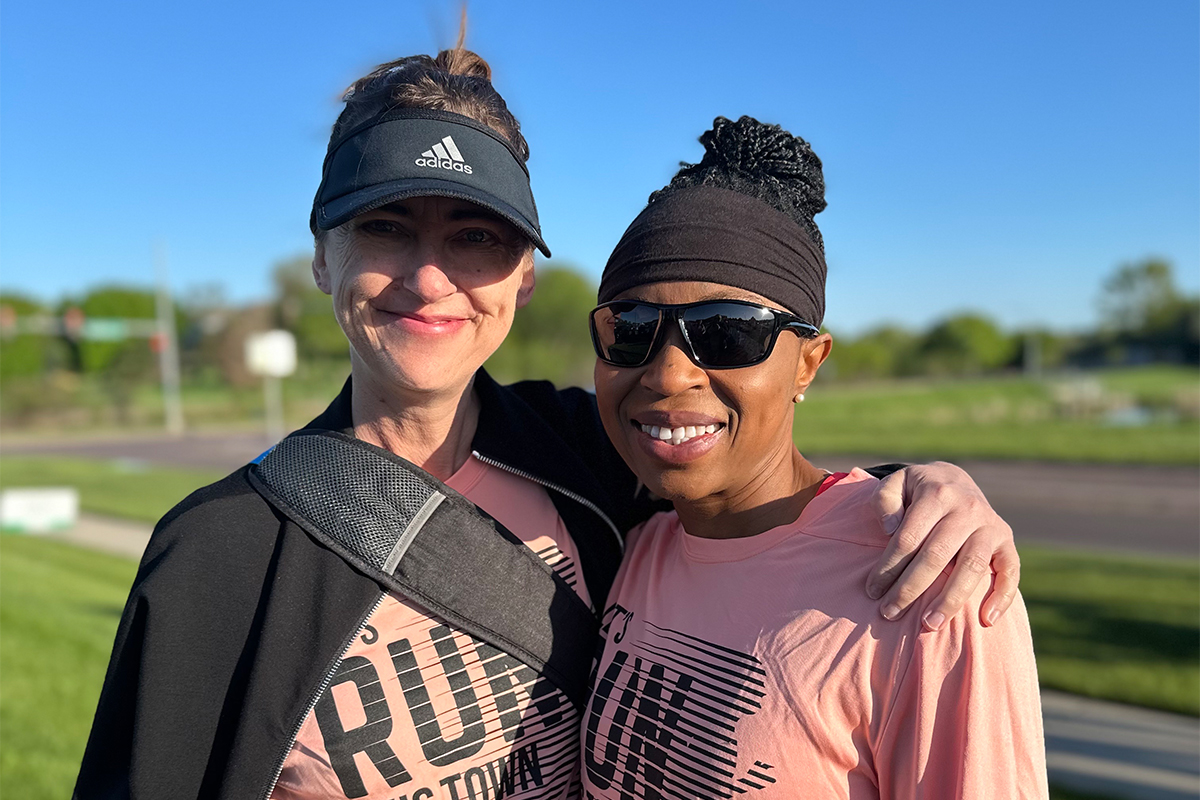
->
xmin=414 ymin=135 xmax=474 ymax=174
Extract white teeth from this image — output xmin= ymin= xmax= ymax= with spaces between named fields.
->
xmin=637 ymin=421 xmax=723 ymax=445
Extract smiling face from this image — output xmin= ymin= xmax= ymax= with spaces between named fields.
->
xmin=313 ymin=196 xmax=534 ymax=399
xmin=594 ymin=281 xmax=831 ymax=506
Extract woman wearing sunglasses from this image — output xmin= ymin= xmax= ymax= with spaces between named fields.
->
xmin=583 ymin=116 xmax=1047 ymax=798
xmin=75 ymin=34 xmax=1026 ymax=799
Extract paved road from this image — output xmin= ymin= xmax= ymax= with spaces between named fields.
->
xmin=1043 ymin=691 xmax=1200 ymax=800
xmin=12 ymin=433 xmax=1194 ymax=556
xmin=819 ymin=455 xmax=1198 ymax=557
xmin=4 ymin=431 xmax=275 ymax=472
xmin=39 ymin=514 xmax=1200 ymax=800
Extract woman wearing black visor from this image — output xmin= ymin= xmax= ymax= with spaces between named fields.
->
xmin=74 ymin=37 xmax=1021 ymax=800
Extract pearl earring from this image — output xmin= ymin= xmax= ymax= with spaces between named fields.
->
xmin=794 ymin=392 xmax=805 ymax=403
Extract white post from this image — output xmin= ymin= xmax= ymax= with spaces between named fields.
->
xmin=245 ymin=330 xmax=297 ymax=444
xmin=263 ymin=374 xmax=285 ymax=443
xmin=1024 ymin=332 xmax=1042 ymax=377
xmin=154 ymin=242 xmax=186 ymax=436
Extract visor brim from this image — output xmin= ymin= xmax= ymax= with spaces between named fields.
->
xmin=316 ymin=178 xmax=550 ymax=258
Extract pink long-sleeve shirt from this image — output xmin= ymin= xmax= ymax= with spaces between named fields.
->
xmin=582 ymin=468 xmax=1048 ymax=799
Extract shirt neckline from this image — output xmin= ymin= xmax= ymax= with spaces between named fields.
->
xmin=679 ymin=468 xmax=873 ymax=563
xmin=445 ymin=453 xmax=488 ymax=495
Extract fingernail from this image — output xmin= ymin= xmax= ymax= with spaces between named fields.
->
xmin=985 ymin=607 xmax=999 ymax=627
xmin=881 ymin=603 xmax=900 ymax=620
xmin=882 ymin=513 xmax=901 ymax=535
xmin=923 ymin=611 xmax=945 ymax=631
xmin=866 ymin=583 xmax=883 ymax=600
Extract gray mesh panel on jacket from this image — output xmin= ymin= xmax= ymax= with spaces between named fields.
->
xmin=255 ymin=433 xmax=440 ymax=572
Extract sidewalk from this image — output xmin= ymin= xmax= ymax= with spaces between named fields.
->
xmin=49 ymin=515 xmax=1200 ymax=800
xmin=50 ymin=513 xmax=154 ymax=561
xmin=1044 ymin=690 xmax=1200 ymax=800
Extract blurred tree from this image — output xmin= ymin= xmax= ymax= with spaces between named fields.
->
xmin=273 ymin=255 xmax=348 ymax=361
xmin=824 ymin=325 xmax=918 ymax=380
xmin=65 ymin=286 xmax=161 ymax=423
xmin=917 ymin=313 xmax=1015 ymax=375
xmin=0 ymin=293 xmax=59 ymax=379
xmin=71 ymin=286 xmax=158 ymax=374
xmin=216 ymin=303 xmax=275 ymax=387
xmin=1012 ymin=328 xmax=1071 ymax=374
xmin=1098 ymin=259 xmax=1181 ymax=334
xmin=486 ymin=264 xmax=596 ymax=387
xmin=176 ymin=283 xmax=233 ymax=385
xmin=1091 ymin=259 xmax=1199 ymax=365
xmin=2 ymin=294 xmax=86 ymax=427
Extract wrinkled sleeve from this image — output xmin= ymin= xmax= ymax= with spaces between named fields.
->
xmin=873 ymin=581 xmax=1049 ymax=800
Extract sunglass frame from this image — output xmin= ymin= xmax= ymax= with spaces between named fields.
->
xmin=589 ymin=298 xmax=820 ymax=369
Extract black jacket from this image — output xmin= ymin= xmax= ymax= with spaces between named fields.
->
xmin=74 ymin=371 xmax=664 ymax=800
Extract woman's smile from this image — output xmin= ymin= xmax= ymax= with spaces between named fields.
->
xmin=630 ymin=417 xmax=727 ymax=463
xmin=627 ymin=409 xmax=727 ymax=463
xmin=382 ymin=309 xmax=473 ymax=337
xmin=594 ymin=280 xmax=823 ymax=507
xmin=315 ymin=196 xmax=535 ymax=397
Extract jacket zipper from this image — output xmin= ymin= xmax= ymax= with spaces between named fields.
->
xmin=471 ymin=450 xmax=625 ymax=555
xmin=259 ymin=591 xmax=387 ymax=800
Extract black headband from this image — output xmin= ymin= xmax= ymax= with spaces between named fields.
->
xmin=312 ymin=108 xmax=550 ymax=256
xmin=598 ymin=186 xmax=826 ymax=326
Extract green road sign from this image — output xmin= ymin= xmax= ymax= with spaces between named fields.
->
xmin=82 ymin=318 xmax=130 ymax=341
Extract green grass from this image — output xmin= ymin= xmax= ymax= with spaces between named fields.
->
xmin=0 ymin=456 xmax=224 ymax=524
xmin=0 ymin=536 xmax=1190 ymax=798
xmin=798 ymin=366 xmax=1200 ymax=464
xmin=0 ymin=535 xmax=138 ymax=798
xmin=1021 ymin=545 xmax=1200 ymax=716
xmin=1098 ymin=364 xmax=1200 ymax=398
xmin=6 ymin=363 xmax=1198 ymax=464
xmin=1 ymin=359 xmax=350 ymax=433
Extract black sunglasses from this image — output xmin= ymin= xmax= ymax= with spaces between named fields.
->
xmin=590 ymin=299 xmax=820 ymax=369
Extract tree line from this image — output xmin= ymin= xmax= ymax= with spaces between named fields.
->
xmin=829 ymin=260 xmax=1197 ymax=380
xmin=1 ymin=257 xmax=1195 ymax=427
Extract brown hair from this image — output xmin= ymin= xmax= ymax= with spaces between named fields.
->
xmin=326 ymin=20 xmax=527 ymax=162
xmin=313 ymin=19 xmax=528 ymax=240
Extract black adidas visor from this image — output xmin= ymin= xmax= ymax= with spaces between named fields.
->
xmin=312 ymin=108 xmax=550 ymax=256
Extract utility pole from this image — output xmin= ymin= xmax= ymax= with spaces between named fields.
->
xmin=263 ymin=373 xmax=285 ymax=443
xmin=154 ymin=242 xmax=186 ymax=436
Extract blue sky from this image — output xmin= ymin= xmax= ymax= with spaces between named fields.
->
xmin=2 ymin=0 xmax=1196 ymax=335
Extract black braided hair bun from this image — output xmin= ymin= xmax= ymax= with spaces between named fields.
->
xmin=650 ymin=115 xmax=827 ymax=252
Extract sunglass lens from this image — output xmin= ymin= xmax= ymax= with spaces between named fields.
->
xmin=681 ymin=303 xmax=776 ymax=367
xmin=592 ymin=303 xmax=662 ymax=366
